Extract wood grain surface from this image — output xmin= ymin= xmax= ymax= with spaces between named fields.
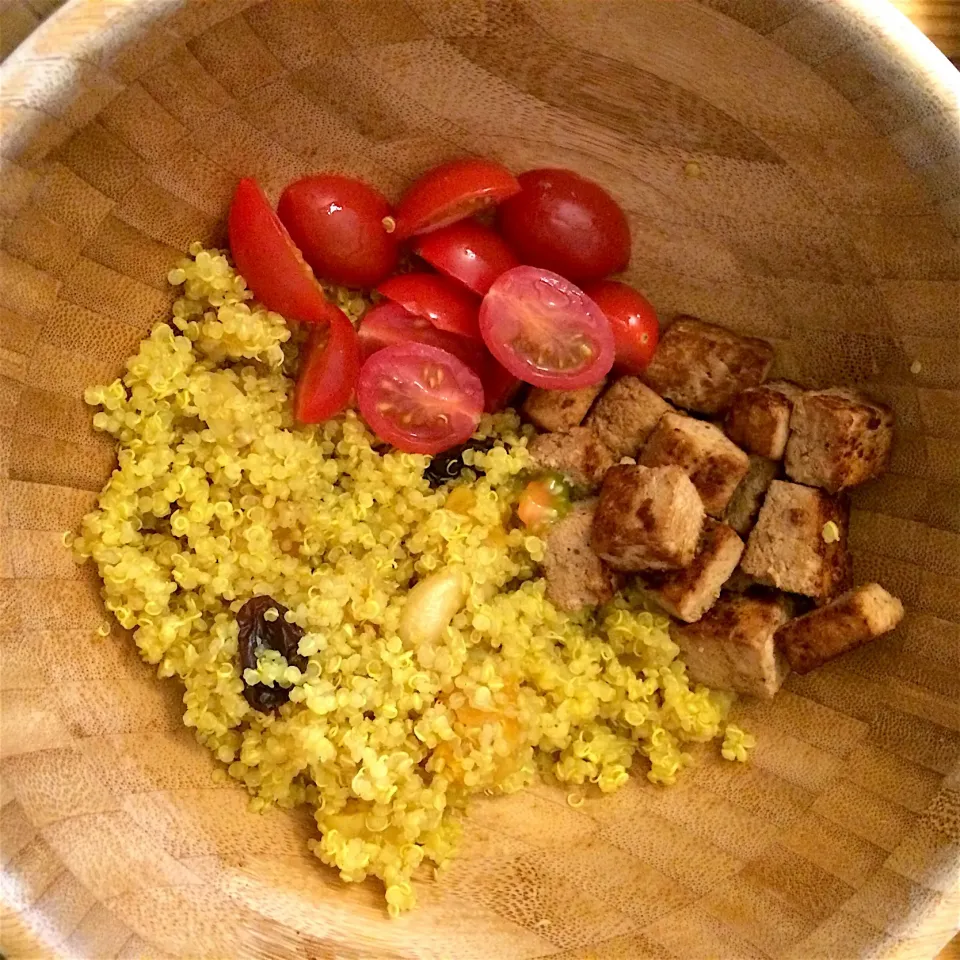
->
xmin=1 ymin=2 xmax=959 ymax=959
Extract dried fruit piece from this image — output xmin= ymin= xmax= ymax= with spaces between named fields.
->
xmin=237 ymin=596 xmax=307 ymax=713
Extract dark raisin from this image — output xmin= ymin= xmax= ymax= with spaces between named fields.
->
xmin=424 ymin=437 xmax=498 ymax=488
xmin=236 ymin=596 xmax=307 ymax=713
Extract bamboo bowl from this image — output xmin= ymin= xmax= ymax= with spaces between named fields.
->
xmin=2 ymin=2 xmax=959 ymax=957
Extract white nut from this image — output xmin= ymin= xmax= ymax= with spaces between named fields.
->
xmin=398 ymin=568 xmax=468 ymax=647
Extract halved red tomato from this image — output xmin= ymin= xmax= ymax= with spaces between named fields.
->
xmin=277 ymin=174 xmax=398 ymax=288
xmin=395 ymin=158 xmax=520 ymax=240
xmin=294 ymin=309 xmax=361 ymax=423
xmin=481 ymin=357 xmax=524 ymax=413
xmin=228 ymin=178 xmax=340 ymax=324
xmin=496 ymin=169 xmax=631 ymax=284
xmin=357 ymin=343 xmax=484 ymax=454
xmin=413 ymin=220 xmax=519 ymax=296
xmin=357 ymin=301 xmax=483 ymax=375
xmin=583 ymin=280 xmax=659 ymax=374
xmin=377 ymin=273 xmax=481 ymax=341
xmin=479 ymin=266 xmax=614 ymax=389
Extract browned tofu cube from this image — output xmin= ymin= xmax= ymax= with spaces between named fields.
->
xmin=544 ymin=501 xmax=618 ymax=612
xmin=528 ymin=427 xmax=614 ymax=489
xmin=724 ymin=455 xmax=779 ymax=536
xmin=672 ymin=592 xmax=791 ymax=699
xmin=644 ymin=519 xmax=744 ymax=622
xmin=639 ymin=412 xmax=750 ymax=517
xmin=724 ymin=381 xmax=801 ymax=460
xmin=642 ymin=317 xmax=775 ymax=415
xmin=591 ymin=464 xmax=704 ymax=572
xmin=784 ymin=388 xmax=894 ymax=493
xmin=584 ymin=376 xmax=672 ymax=460
xmin=522 ymin=382 xmax=605 ymax=432
xmin=740 ymin=480 xmax=851 ymax=599
xmin=776 ymin=583 xmax=904 ymax=674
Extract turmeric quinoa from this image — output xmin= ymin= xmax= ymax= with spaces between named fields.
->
xmin=71 ymin=245 xmax=746 ymax=914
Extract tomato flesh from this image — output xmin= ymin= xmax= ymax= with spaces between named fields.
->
xmin=294 ymin=309 xmax=361 ymax=423
xmin=583 ymin=280 xmax=659 ymax=374
xmin=277 ymin=174 xmax=398 ymax=288
xmin=357 ymin=343 xmax=484 ymax=454
xmin=395 ymin=157 xmax=520 ymax=240
xmin=377 ymin=273 xmax=481 ymax=341
xmin=228 ymin=178 xmax=340 ymax=324
xmin=479 ymin=266 xmax=614 ymax=389
xmin=481 ymin=357 xmax=524 ymax=413
xmin=413 ymin=220 xmax=519 ymax=296
xmin=497 ymin=168 xmax=631 ymax=284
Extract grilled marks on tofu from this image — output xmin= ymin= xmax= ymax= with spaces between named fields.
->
xmin=522 ymin=382 xmax=606 ymax=433
xmin=641 ymin=317 xmax=774 ymax=415
xmin=775 ymin=583 xmax=904 ymax=673
xmin=784 ymin=388 xmax=894 ymax=493
xmin=592 ymin=464 xmax=704 ymax=572
xmin=640 ymin=412 xmax=750 ymax=517
xmin=528 ymin=427 xmax=614 ymax=489
xmin=724 ymin=381 xmax=800 ymax=460
xmin=543 ymin=501 xmax=618 ymax=612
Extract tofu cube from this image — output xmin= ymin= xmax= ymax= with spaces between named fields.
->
xmin=672 ymin=592 xmax=791 ymax=699
xmin=740 ymin=480 xmax=851 ymax=599
xmin=785 ymin=388 xmax=894 ymax=493
xmin=775 ymin=583 xmax=904 ymax=674
xmin=724 ymin=381 xmax=801 ymax=459
xmin=584 ymin=376 xmax=672 ymax=460
xmin=528 ymin=427 xmax=615 ymax=489
xmin=724 ymin=455 xmax=779 ymax=536
xmin=522 ymin=382 xmax=605 ymax=432
xmin=544 ymin=501 xmax=618 ymax=612
xmin=639 ymin=412 xmax=750 ymax=517
xmin=591 ymin=464 xmax=704 ymax=572
xmin=642 ymin=316 xmax=775 ymax=415
xmin=644 ymin=519 xmax=744 ymax=622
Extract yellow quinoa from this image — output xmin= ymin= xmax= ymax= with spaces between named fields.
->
xmin=71 ymin=244 xmax=750 ymax=914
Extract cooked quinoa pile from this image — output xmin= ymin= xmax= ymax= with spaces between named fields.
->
xmin=71 ymin=245 xmax=745 ymax=914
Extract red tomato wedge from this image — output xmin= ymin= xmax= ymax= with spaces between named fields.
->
xmin=377 ymin=273 xmax=481 ymax=341
xmin=395 ymin=157 xmax=520 ymax=240
xmin=497 ymin=169 xmax=631 ymax=284
xmin=583 ymin=280 xmax=659 ymax=375
xmin=228 ymin=177 xmax=340 ymax=324
xmin=413 ymin=220 xmax=519 ymax=296
xmin=481 ymin=357 xmax=524 ymax=413
xmin=479 ymin=266 xmax=614 ymax=390
xmin=277 ymin=174 xmax=398 ymax=288
xmin=357 ymin=301 xmax=483 ymax=375
xmin=294 ymin=309 xmax=361 ymax=423
xmin=357 ymin=343 xmax=484 ymax=454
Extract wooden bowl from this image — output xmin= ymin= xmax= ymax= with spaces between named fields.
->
xmin=2 ymin=2 xmax=959 ymax=957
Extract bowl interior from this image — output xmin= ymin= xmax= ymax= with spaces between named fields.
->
xmin=1 ymin=1 xmax=959 ymax=958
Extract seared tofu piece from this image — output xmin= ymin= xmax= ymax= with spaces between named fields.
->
xmin=784 ymin=388 xmax=894 ymax=493
xmin=672 ymin=592 xmax=791 ymax=699
xmin=776 ymin=583 xmax=904 ymax=674
xmin=642 ymin=317 xmax=775 ymax=415
xmin=740 ymin=480 xmax=851 ymax=599
xmin=522 ymin=382 xmax=605 ymax=433
xmin=585 ymin=377 xmax=672 ymax=460
xmin=544 ymin=501 xmax=618 ymax=612
xmin=528 ymin=428 xmax=614 ymax=488
xmin=591 ymin=464 xmax=704 ymax=572
xmin=639 ymin=412 xmax=750 ymax=517
xmin=724 ymin=455 xmax=779 ymax=536
xmin=645 ymin=519 xmax=744 ymax=622
xmin=724 ymin=381 xmax=801 ymax=460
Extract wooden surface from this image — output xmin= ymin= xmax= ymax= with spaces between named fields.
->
xmin=892 ymin=0 xmax=960 ymax=66
xmin=1 ymin=1 xmax=959 ymax=959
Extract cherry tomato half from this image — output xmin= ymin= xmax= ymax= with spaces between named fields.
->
xmin=228 ymin=177 xmax=341 ymax=324
xmin=496 ymin=169 xmax=631 ymax=284
xmin=395 ymin=157 xmax=520 ymax=240
xmin=294 ymin=309 xmax=361 ymax=423
xmin=583 ymin=280 xmax=660 ymax=375
xmin=479 ymin=266 xmax=614 ymax=390
xmin=414 ymin=220 xmax=519 ymax=296
xmin=357 ymin=343 xmax=484 ymax=454
xmin=277 ymin=174 xmax=398 ymax=288
xmin=377 ymin=273 xmax=481 ymax=341
xmin=357 ymin=301 xmax=483 ymax=375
